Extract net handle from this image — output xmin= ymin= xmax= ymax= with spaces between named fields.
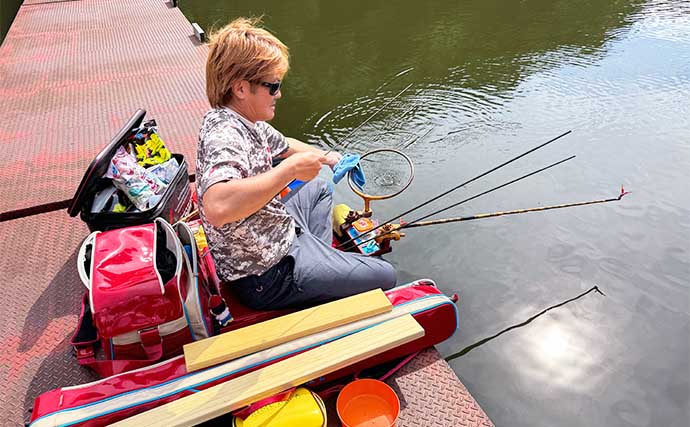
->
xmin=348 ymin=148 xmax=415 ymax=212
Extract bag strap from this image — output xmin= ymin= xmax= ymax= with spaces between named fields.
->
xmin=175 ymin=220 xmax=233 ymax=328
xmin=77 ymin=231 xmax=99 ymax=292
xmin=71 ymin=292 xmax=166 ymax=378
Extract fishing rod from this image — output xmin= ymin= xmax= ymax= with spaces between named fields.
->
xmin=406 ymin=189 xmax=629 ymax=228
xmin=406 ymin=155 xmax=576 ymax=225
xmin=336 ymin=130 xmax=573 ymax=249
xmin=282 ymin=83 xmax=414 ymax=194
xmin=361 ymin=187 xmax=631 ymax=247
xmin=345 ymin=155 xmax=578 ymax=248
xmin=334 ymin=83 xmax=413 ymax=152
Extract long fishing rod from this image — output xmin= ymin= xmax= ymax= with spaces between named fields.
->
xmin=404 ymin=157 xmax=576 ymax=226
xmin=362 ymin=187 xmax=631 ymax=247
xmin=346 ymin=155 xmax=577 ymax=248
xmin=336 ymin=130 xmax=573 ymax=249
xmin=334 ymin=83 xmax=413 ymax=152
xmin=406 ymin=187 xmax=630 ymax=229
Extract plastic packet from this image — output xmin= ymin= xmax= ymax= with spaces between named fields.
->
xmin=105 ymin=146 xmax=167 ymax=210
xmin=147 ymin=157 xmax=180 ymax=184
xmin=135 ymin=133 xmax=172 ymax=167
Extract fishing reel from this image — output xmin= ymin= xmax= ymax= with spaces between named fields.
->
xmin=333 ymin=148 xmax=414 ymax=256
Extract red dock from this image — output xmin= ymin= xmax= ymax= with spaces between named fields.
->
xmin=0 ymin=1 xmax=493 ymax=425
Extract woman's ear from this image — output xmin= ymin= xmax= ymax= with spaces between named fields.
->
xmin=231 ymin=80 xmax=249 ymax=100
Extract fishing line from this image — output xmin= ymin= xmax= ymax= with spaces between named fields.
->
xmin=335 ymin=83 xmax=414 ymax=152
xmin=282 ymin=83 xmax=415 ymax=194
xmin=444 ymin=285 xmax=605 ymax=361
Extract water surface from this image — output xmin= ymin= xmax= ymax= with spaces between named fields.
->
xmin=1 ymin=0 xmax=24 ymax=44
xmin=182 ymin=1 xmax=690 ymax=425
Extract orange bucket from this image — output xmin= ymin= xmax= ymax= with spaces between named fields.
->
xmin=336 ymin=379 xmax=400 ymax=427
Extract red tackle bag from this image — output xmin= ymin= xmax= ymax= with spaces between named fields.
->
xmin=70 ymin=218 xmax=214 ymax=377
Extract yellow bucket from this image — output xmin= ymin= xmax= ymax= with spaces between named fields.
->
xmin=232 ymin=387 xmax=327 ymax=427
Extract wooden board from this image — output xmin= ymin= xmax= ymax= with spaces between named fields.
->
xmin=111 ymin=314 xmax=424 ymax=427
xmin=184 ymin=288 xmax=392 ymax=372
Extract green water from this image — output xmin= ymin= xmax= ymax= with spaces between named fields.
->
xmin=183 ymin=1 xmax=690 ymax=426
xmin=0 ymin=0 xmax=23 ymax=45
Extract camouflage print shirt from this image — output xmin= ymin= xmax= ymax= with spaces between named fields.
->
xmin=196 ymin=107 xmax=295 ymax=281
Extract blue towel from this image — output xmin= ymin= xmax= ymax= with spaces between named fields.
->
xmin=332 ymin=154 xmax=366 ymax=189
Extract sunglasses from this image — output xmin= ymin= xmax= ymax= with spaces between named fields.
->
xmin=259 ymin=80 xmax=282 ymax=96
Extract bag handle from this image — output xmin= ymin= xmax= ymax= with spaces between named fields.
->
xmin=77 ymin=231 xmax=100 ymax=291
xmin=156 ymin=218 xmax=191 ymax=308
xmin=173 ymin=222 xmax=198 ymax=278
xmin=153 ymin=218 xmax=185 ymax=296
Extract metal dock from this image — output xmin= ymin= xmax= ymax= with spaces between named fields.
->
xmin=0 ymin=1 xmax=493 ymax=425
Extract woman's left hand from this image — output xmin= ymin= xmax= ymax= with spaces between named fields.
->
xmin=323 ymin=151 xmax=343 ymax=169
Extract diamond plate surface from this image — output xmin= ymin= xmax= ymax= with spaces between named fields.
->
xmin=0 ymin=211 xmax=98 ymax=426
xmin=0 ymin=0 xmax=209 ymax=213
xmin=325 ymin=348 xmax=493 ymax=427
xmin=389 ymin=348 xmax=494 ymax=427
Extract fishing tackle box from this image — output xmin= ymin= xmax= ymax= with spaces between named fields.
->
xmin=68 ymin=109 xmax=193 ymax=232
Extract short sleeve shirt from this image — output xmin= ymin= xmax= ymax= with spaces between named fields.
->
xmin=196 ymin=107 xmax=295 ymax=281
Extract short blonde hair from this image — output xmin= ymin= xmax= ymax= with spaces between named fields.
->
xmin=206 ymin=17 xmax=289 ymax=108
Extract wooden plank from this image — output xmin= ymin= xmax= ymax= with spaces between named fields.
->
xmin=111 ymin=314 xmax=424 ymax=427
xmin=184 ymin=288 xmax=393 ymax=372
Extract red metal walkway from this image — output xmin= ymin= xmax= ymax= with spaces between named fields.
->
xmin=0 ymin=1 xmax=493 ymax=425
xmin=0 ymin=0 xmax=207 ymax=214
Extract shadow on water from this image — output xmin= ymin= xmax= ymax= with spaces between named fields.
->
xmin=445 ymin=285 xmax=606 ymax=361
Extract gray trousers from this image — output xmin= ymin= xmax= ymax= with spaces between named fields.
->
xmin=232 ymin=177 xmax=396 ymax=310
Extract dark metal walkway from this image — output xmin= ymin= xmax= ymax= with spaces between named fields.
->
xmin=0 ymin=1 xmax=493 ymax=425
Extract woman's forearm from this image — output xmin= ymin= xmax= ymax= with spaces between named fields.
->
xmin=201 ymin=163 xmax=293 ymax=227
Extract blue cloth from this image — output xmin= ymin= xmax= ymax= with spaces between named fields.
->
xmin=332 ymin=153 xmax=366 ymax=189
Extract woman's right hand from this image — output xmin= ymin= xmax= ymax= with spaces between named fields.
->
xmin=282 ymin=151 xmax=327 ymax=181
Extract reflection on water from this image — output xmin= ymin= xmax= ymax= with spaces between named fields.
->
xmin=516 ymin=322 xmax=597 ymax=393
xmin=183 ymin=0 xmax=690 ymax=426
